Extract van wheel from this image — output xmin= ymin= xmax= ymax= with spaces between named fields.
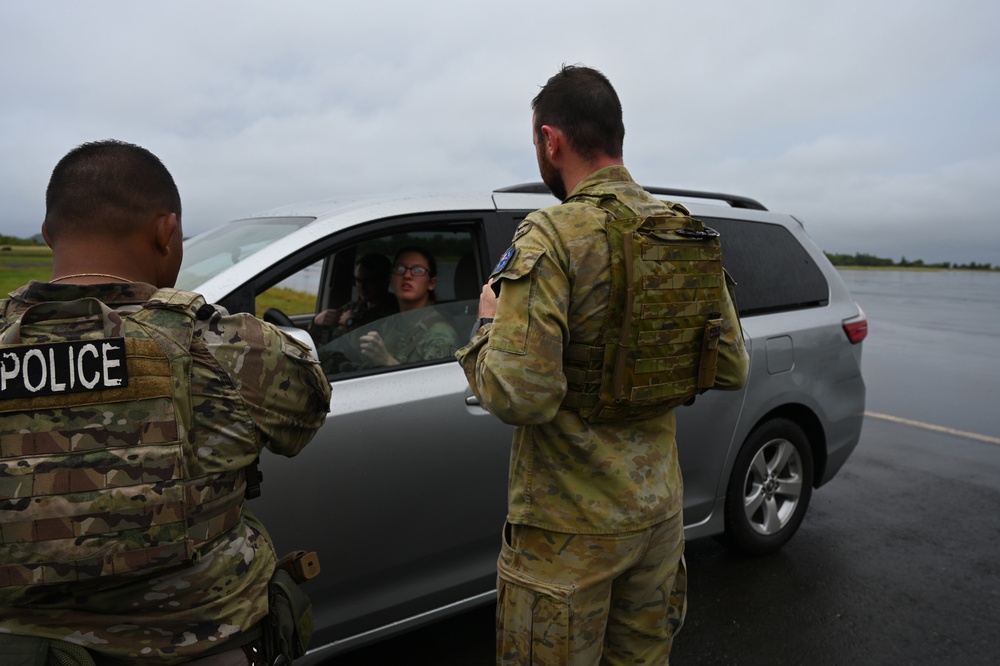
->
xmin=724 ymin=418 xmax=814 ymax=556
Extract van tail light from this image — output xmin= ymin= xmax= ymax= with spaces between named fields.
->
xmin=842 ymin=305 xmax=868 ymax=344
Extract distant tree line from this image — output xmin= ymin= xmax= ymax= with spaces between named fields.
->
xmin=825 ymin=251 xmax=996 ymax=271
xmin=0 ymin=234 xmax=44 ymax=247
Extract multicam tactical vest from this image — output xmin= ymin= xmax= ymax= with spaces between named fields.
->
xmin=0 ymin=289 xmax=246 ymax=587
xmin=562 ymin=190 xmax=726 ymax=422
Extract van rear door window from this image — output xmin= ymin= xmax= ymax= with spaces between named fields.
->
xmin=702 ymin=217 xmax=829 ymax=316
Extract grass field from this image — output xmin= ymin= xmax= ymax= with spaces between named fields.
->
xmin=254 ymin=286 xmax=317 ymax=319
xmin=1 ymin=246 xmax=310 ymax=315
xmin=1 ymin=246 xmax=52 ymax=294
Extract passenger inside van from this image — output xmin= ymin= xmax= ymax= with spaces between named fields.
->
xmin=318 ymin=247 xmax=458 ymax=372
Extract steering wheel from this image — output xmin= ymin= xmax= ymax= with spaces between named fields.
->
xmin=263 ymin=307 xmax=296 ymax=328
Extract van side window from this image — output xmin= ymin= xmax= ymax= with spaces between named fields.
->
xmin=313 ymin=229 xmax=481 ymax=377
xmin=703 ymin=217 xmax=829 ymax=316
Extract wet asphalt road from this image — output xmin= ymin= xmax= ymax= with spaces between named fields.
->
xmin=325 ymin=413 xmax=1000 ymax=665
xmin=325 ymin=270 xmax=1000 ymax=665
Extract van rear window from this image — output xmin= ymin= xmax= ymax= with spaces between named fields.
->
xmin=702 ymin=217 xmax=829 ymax=316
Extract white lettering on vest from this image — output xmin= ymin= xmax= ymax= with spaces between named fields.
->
xmin=1 ymin=352 xmax=20 ymax=392
xmin=0 ymin=338 xmax=128 ymax=400
xmin=77 ymin=344 xmax=100 ymax=389
xmin=48 ymin=347 xmax=67 ymax=392
xmin=23 ymin=349 xmax=47 ymax=392
xmin=101 ymin=342 xmax=122 ymax=387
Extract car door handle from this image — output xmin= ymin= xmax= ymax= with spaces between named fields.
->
xmin=465 ymin=395 xmax=481 ymax=406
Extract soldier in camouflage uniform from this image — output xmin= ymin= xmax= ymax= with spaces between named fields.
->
xmin=356 ymin=247 xmax=458 ymax=367
xmin=456 ymin=66 xmax=749 ymax=665
xmin=309 ymin=253 xmax=398 ymax=340
xmin=0 ymin=140 xmax=331 ymax=665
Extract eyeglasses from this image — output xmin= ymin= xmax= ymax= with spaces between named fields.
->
xmin=391 ymin=264 xmax=430 ymax=277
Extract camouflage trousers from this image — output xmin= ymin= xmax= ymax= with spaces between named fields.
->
xmin=496 ymin=512 xmax=686 ymax=665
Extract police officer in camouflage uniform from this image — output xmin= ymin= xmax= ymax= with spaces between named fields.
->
xmin=0 ymin=140 xmax=331 ymax=665
xmin=456 ymin=66 xmax=749 ymax=665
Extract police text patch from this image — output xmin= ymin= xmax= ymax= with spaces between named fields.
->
xmin=0 ymin=338 xmax=129 ymax=400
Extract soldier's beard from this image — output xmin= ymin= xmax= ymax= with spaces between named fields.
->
xmin=537 ymin=149 xmax=567 ymax=201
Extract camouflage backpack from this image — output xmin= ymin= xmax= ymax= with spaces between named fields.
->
xmin=561 ymin=191 xmax=726 ymax=422
xmin=0 ymin=289 xmax=247 ymax=587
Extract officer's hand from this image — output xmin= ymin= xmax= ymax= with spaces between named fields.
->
xmin=478 ymin=279 xmax=498 ymax=318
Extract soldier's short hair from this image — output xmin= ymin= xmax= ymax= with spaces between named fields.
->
xmin=45 ymin=139 xmax=181 ymax=241
xmin=356 ymin=252 xmax=392 ymax=277
xmin=532 ymin=65 xmax=625 ymax=160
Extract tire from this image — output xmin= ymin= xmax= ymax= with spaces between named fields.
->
xmin=724 ymin=418 xmax=814 ymax=556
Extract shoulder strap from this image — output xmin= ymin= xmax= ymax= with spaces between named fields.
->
xmin=0 ymin=297 xmax=126 ymax=345
xmin=566 ymin=189 xmax=638 ymax=222
xmin=145 ymin=287 xmax=207 ymax=315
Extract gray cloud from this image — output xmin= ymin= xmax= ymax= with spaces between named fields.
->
xmin=2 ymin=0 xmax=998 ymax=265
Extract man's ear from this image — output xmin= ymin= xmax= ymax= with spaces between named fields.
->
xmin=41 ymin=221 xmax=54 ymax=249
xmin=154 ymin=212 xmax=179 ymax=255
xmin=540 ymin=125 xmax=562 ymax=160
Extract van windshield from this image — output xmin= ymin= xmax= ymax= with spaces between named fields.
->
xmin=176 ymin=216 xmax=315 ymax=291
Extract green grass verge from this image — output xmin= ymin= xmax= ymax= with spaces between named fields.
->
xmin=255 ymin=287 xmax=317 ymax=319
xmin=1 ymin=246 xmax=53 ymax=295
xmin=1 ymin=248 xmax=314 ymax=317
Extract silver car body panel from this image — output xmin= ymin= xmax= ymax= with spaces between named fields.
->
xmin=180 ymin=190 xmax=865 ymax=661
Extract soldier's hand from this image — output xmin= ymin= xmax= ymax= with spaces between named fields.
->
xmin=478 ymin=279 xmax=498 ymax=318
xmin=314 ymin=308 xmax=341 ymax=327
xmin=359 ymin=331 xmax=398 ymax=366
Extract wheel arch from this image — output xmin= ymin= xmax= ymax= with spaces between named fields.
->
xmin=745 ymin=403 xmax=827 ymax=489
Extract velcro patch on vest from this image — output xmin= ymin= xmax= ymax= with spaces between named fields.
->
xmin=0 ymin=338 xmax=129 ymax=400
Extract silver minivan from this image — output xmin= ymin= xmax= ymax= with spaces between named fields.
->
xmin=178 ymin=185 xmax=867 ymax=662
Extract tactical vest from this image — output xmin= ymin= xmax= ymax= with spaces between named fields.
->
xmin=561 ymin=191 xmax=725 ymax=422
xmin=0 ymin=289 xmax=246 ymax=587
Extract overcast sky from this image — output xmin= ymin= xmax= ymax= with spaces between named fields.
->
xmin=2 ymin=1 xmax=998 ymax=265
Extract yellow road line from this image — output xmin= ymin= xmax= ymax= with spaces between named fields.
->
xmin=865 ymin=411 xmax=1000 ymax=446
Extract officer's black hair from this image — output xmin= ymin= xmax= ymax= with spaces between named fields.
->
xmin=45 ymin=139 xmax=182 ymax=242
xmin=532 ymin=64 xmax=625 ymax=160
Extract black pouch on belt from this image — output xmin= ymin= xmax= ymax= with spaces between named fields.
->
xmin=263 ymin=568 xmax=315 ymax=664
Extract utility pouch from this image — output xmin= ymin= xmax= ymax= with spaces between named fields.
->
xmin=264 ymin=568 xmax=315 ymax=664
xmin=277 ymin=550 xmax=321 ymax=582
xmin=697 ymin=314 xmax=723 ymax=389
xmin=0 ymin=634 xmax=96 ymax=666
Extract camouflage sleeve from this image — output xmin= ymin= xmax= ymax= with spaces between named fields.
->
xmin=456 ymin=218 xmax=569 ymax=425
xmin=416 ymin=320 xmax=460 ymax=361
xmin=196 ymin=309 xmax=331 ymax=456
xmin=712 ymin=270 xmax=750 ymax=390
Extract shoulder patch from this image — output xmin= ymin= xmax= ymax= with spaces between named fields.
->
xmin=512 ymin=218 xmax=533 ymax=242
xmin=493 ymin=246 xmax=516 ymax=274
